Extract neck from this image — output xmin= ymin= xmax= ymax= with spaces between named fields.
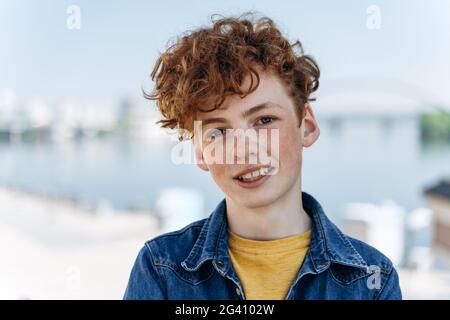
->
xmin=225 ymin=177 xmax=311 ymax=240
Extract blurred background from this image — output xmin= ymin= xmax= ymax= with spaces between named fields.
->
xmin=1 ymin=0 xmax=450 ymax=299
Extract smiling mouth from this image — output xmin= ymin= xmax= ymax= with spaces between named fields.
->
xmin=234 ymin=166 xmax=275 ymax=182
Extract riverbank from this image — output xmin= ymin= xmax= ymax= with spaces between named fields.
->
xmin=0 ymin=186 xmax=159 ymax=299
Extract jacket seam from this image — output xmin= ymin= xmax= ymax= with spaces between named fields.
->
xmin=153 ymin=262 xmax=215 ymax=286
xmin=144 ymin=241 xmax=168 ymax=298
xmin=334 ymin=228 xmax=366 ymax=266
xmin=346 ymin=237 xmax=392 ymax=275
xmin=374 ymin=263 xmax=394 ymax=300
xmin=214 ymin=217 xmax=226 ymax=259
xmin=328 ymin=265 xmax=370 ymax=285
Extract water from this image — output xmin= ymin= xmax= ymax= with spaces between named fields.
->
xmin=304 ymin=115 xmax=450 ymax=220
xmin=0 ymin=115 xmax=449 ymax=220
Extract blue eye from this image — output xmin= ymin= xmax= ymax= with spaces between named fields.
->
xmin=205 ymin=128 xmax=226 ymax=140
xmin=257 ymin=116 xmax=275 ymax=125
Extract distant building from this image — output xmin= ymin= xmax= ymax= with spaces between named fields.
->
xmin=424 ymin=179 xmax=450 ymax=263
xmin=341 ymin=201 xmax=406 ymax=267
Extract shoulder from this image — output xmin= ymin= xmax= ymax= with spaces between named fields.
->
xmin=326 ymin=231 xmax=402 ymax=299
xmin=345 ymin=235 xmax=394 ymax=275
xmin=347 ymin=235 xmax=402 ymax=299
xmin=123 ymin=218 xmax=210 ymax=299
xmin=142 ymin=218 xmax=208 ymax=266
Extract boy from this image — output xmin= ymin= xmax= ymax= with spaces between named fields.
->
xmin=123 ymin=13 xmax=402 ymax=300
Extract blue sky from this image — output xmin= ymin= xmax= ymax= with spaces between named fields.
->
xmin=1 ymin=0 xmax=449 ymax=113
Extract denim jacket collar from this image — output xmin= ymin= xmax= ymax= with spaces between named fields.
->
xmin=181 ymin=191 xmax=368 ymax=275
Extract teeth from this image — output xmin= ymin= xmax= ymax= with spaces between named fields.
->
xmin=242 ymin=172 xmax=254 ymax=179
xmin=238 ymin=167 xmax=273 ymax=182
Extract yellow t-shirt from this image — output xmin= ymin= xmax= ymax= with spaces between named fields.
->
xmin=227 ymin=228 xmax=312 ymax=300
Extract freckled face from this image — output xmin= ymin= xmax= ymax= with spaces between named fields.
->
xmin=194 ymin=70 xmax=309 ymax=208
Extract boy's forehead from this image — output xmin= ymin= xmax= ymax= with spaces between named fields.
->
xmin=196 ymin=74 xmax=288 ymax=119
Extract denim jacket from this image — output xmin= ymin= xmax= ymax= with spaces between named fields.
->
xmin=123 ymin=191 xmax=402 ymax=300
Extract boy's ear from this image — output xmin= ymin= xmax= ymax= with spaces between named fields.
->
xmin=301 ymin=103 xmax=320 ymax=148
xmin=193 ymin=141 xmax=209 ymax=172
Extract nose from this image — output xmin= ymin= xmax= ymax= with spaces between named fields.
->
xmin=229 ymin=128 xmax=259 ymax=165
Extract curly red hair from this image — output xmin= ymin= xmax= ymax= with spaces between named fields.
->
xmin=145 ymin=12 xmax=320 ymax=140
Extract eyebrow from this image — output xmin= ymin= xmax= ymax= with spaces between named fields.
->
xmin=200 ymin=102 xmax=282 ymax=127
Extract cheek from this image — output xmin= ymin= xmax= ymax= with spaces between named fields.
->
xmin=278 ymin=126 xmax=302 ymax=170
xmin=208 ymin=164 xmax=228 ymax=184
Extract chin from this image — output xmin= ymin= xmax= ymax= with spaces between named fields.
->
xmin=229 ymin=191 xmax=281 ymax=209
